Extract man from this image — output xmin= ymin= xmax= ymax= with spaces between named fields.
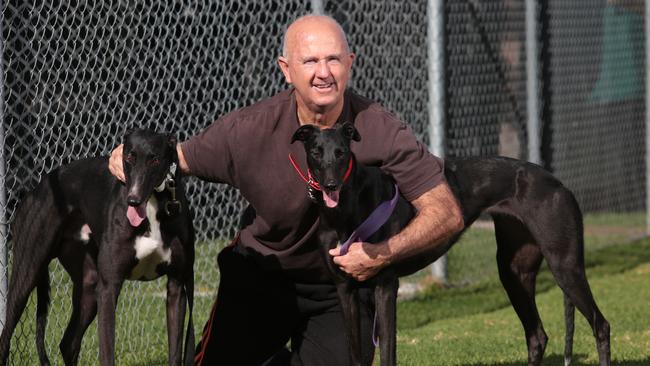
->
xmin=109 ymin=14 xmax=463 ymax=366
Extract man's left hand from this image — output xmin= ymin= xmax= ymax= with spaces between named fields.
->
xmin=329 ymin=242 xmax=389 ymax=282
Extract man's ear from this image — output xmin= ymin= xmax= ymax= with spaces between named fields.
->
xmin=291 ymin=125 xmax=319 ymax=144
xmin=278 ymin=56 xmax=292 ymax=84
xmin=339 ymin=122 xmax=361 ymax=142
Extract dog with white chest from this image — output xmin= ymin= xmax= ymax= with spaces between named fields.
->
xmin=0 ymin=129 xmax=196 ymax=366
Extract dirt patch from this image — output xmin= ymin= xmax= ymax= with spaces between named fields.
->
xmin=471 ymin=219 xmax=647 ymax=242
xmin=584 ymin=225 xmax=646 ymax=239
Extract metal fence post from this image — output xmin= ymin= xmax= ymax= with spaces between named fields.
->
xmin=311 ymin=0 xmax=324 ymax=15
xmin=646 ymin=0 xmax=650 ymax=234
xmin=526 ymin=0 xmax=541 ymax=165
xmin=427 ymin=0 xmax=448 ymax=283
xmin=0 ymin=124 xmax=5 ymax=332
xmin=0 ymin=0 xmax=7 ymax=329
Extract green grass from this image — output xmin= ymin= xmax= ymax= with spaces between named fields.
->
xmin=394 ymin=213 xmax=650 ymax=365
xmin=6 ymin=213 xmax=650 ymax=365
xmin=8 ymin=240 xmax=225 ymax=365
xmin=398 ymin=213 xmax=650 ymax=331
xmin=397 ymin=241 xmax=650 ymax=365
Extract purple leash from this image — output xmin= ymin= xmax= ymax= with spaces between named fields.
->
xmin=337 ymin=183 xmax=400 ymax=348
xmin=339 ymin=184 xmax=400 ymax=255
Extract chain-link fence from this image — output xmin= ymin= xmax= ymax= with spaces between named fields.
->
xmin=544 ymin=0 xmax=645 ymax=212
xmin=1 ymin=0 xmax=311 ymax=363
xmin=0 ymin=0 xmax=646 ymax=364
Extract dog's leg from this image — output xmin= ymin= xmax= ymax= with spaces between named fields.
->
xmin=526 ymin=190 xmax=610 ymax=366
xmin=96 ymin=272 xmax=124 ymax=366
xmin=336 ymin=282 xmax=364 ymax=366
xmin=545 ymin=257 xmax=610 ymax=366
xmin=374 ymin=274 xmax=398 ymax=366
xmin=59 ymin=254 xmax=98 ymax=366
xmin=493 ymin=214 xmax=547 ymax=366
xmin=36 ymin=270 xmax=52 ymax=366
xmin=166 ymin=277 xmax=186 ymax=366
xmin=538 ymin=234 xmax=610 ymax=366
xmin=0 ymin=187 xmax=62 ymax=366
xmin=182 ymin=266 xmax=195 ymax=366
xmin=0 ymin=254 xmax=54 ymax=366
xmin=563 ymin=294 xmax=575 ymax=366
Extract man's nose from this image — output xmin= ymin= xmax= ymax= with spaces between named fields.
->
xmin=316 ymin=60 xmax=331 ymax=78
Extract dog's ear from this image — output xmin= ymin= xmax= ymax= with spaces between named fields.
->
xmin=167 ymin=134 xmax=177 ymax=149
xmin=291 ymin=125 xmax=319 ymax=144
xmin=339 ymin=122 xmax=361 ymax=142
xmin=123 ymin=128 xmax=136 ymax=143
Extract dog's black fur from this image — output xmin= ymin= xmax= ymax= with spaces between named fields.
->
xmin=292 ymin=122 xmax=610 ymax=366
xmin=0 ymin=129 xmax=195 ymax=366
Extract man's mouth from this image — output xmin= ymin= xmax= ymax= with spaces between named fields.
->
xmin=313 ymin=82 xmax=334 ymax=92
xmin=322 ymin=188 xmax=340 ymax=208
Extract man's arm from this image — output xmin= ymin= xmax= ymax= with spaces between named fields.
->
xmin=329 ymin=181 xmax=464 ymax=282
xmin=108 ymin=144 xmax=191 ymax=182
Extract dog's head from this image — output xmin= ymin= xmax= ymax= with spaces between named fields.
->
xmin=291 ymin=122 xmax=360 ymax=208
xmin=122 ymin=129 xmax=177 ymax=226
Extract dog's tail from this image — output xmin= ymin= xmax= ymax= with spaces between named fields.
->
xmin=564 ymin=294 xmax=575 ymax=366
xmin=36 ymin=270 xmax=52 ymax=366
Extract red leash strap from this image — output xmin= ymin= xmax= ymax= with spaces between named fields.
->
xmin=288 ymin=154 xmax=353 ymax=190
xmin=341 ymin=157 xmax=354 ymax=183
xmin=194 ymin=298 xmax=218 ymax=365
xmin=288 ymin=154 xmax=322 ymax=191
xmin=194 ymin=233 xmax=241 ymax=366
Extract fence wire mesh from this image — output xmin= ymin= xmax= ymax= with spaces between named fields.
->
xmin=0 ymin=0 xmax=646 ymax=364
xmin=1 ymin=0 xmax=311 ymax=363
xmin=544 ymin=0 xmax=645 ymax=212
xmin=446 ymin=0 xmax=528 ymax=160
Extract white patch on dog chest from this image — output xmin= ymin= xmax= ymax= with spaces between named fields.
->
xmin=76 ymin=224 xmax=92 ymax=243
xmin=129 ymin=197 xmax=171 ymax=280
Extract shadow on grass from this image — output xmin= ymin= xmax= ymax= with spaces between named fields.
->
xmin=464 ymin=353 xmax=650 ymax=366
xmin=127 ymin=356 xmax=167 ymax=366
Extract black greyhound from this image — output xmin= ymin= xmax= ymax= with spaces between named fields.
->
xmin=0 ymin=129 xmax=195 ymax=366
xmin=291 ymin=122 xmax=610 ymax=366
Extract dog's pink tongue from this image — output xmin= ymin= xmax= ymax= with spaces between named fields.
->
xmin=323 ymin=190 xmax=340 ymax=208
xmin=127 ymin=203 xmax=147 ymax=227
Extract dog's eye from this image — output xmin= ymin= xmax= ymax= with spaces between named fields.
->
xmin=125 ymin=153 xmax=136 ymax=164
xmin=334 ymin=149 xmax=345 ymax=159
xmin=311 ymin=149 xmax=322 ymax=159
xmin=150 ymin=158 xmax=160 ymax=166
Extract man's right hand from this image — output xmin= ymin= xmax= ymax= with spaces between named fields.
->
xmin=108 ymin=144 xmax=126 ymax=182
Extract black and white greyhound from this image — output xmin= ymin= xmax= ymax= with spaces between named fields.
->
xmin=291 ymin=122 xmax=610 ymax=366
xmin=0 ymin=129 xmax=195 ymax=366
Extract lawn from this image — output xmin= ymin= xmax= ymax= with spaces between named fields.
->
xmin=6 ymin=213 xmax=649 ymax=365
xmin=396 ymin=229 xmax=650 ymax=365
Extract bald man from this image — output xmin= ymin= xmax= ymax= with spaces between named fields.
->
xmin=109 ymin=14 xmax=463 ymax=366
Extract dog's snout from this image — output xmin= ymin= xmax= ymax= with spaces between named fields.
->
xmin=324 ymin=180 xmax=338 ymax=191
xmin=127 ymin=196 xmax=142 ymax=207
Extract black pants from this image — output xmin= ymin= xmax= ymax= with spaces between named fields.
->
xmin=194 ymin=245 xmax=375 ymax=366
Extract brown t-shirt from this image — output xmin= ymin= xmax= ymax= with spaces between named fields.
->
xmin=182 ymin=89 xmax=445 ymax=282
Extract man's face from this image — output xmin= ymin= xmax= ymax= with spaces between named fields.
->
xmin=279 ymin=22 xmax=355 ymax=115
